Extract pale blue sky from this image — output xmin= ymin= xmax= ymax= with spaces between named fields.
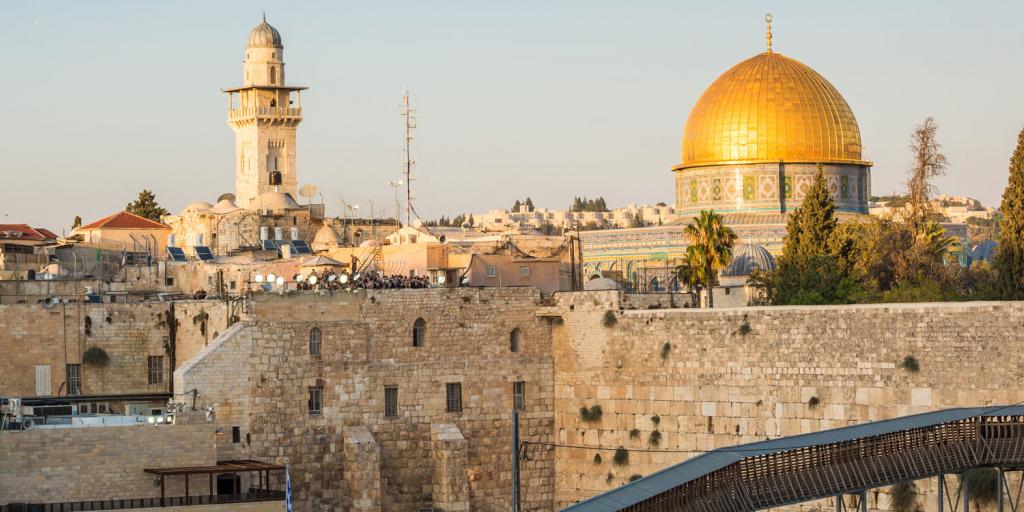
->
xmin=3 ymin=1 xmax=1023 ymax=231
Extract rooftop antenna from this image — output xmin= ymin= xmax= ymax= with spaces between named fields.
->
xmin=764 ymin=13 xmax=773 ymax=53
xmin=400 ymin=88 xmax=417 ymax=227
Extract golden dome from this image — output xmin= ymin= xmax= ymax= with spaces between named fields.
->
xmin=679 ymin=51 xmax=866 ymax=169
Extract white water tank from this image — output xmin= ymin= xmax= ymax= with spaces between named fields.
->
xmin=290 ymin=227 xmax=299 ymax=240
xmin=274 ymin=227 xmax=284 ymax=240
xmin=260 ymin=226 xmax=269 ymax=241
xmin=167 ymin=234 xmax=176 ymax=248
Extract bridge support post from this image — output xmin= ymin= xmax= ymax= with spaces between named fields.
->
xmin=938 ymin=474 xmax=944 ymax=512
xmin=835 ymin=494 xmax=842 ymax=512
xmin=998 ymin=468 xmax=1004 ymax=512
xmin=860 ymin=490 xmax=867 ymax=512
xmin=963 ymin=472 xmax=970 ymax=512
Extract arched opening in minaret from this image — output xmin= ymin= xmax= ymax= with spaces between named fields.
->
xmin=270 ymin=98 xmax=277 ymax=108
xmin=269 ymin=171 xmax=282 ymax=186
xmin=270 ymin=66 xmax=277 ymax=84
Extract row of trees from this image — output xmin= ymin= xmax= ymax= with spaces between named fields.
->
xmin=676 ymin=119 xmax=1024 ymax=307
xmin=571 ymin=196 xmax=609 ymax=212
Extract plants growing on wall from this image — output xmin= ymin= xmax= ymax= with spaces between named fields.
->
xmin=83 ymin=346 xmax=109 ymax=368
xmin=629 ymin=428 xmax=640 ymax=440
xmin=660 ymin=342 xmax=671 ymax=359
xmin=579 ymin=405 xmax=603 ymax=422
xmin=807 ymin=396 xmax=820 ymax=409
xmin=593 ymin=453 xmax=602 ymax=464
xmin=889 ymin=481 xmax=918 ymax=512
xmin=648 ymin=430 xmax=662 ymax=447
xmin=613 ymin=447 xmax=629 ymax=466
xmin=629 ymin=474 xmax=643 ymax=482
xmin=963 ymin=468 xmax=999 ymax=506
xmin=602 ymin=310 xmax=618 ymax=328
xmin=651 ymin=415 xmax=661 ymax=426
xmin=899 ymin=355 xmax=921 ymax=373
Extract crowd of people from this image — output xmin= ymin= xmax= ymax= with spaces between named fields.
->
xmin=292 ymin=268 xmax=433 ymax=291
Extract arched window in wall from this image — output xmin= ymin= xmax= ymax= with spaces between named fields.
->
xmin=309 ymin=327 xmax=322 ymax=357
xmin=412 ymin=318 xmax=426 ymax=347
xmin=510 ymin=328 xmax=522 ymax=353
xmin=270 ymin=66 xmax=277 ymax=84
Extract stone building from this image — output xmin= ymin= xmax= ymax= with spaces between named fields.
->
xmin=0 ymin=224 xmax=57 ymax=279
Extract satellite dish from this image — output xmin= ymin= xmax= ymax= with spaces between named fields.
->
xmin=217 ymin=192 xmax=236 ymax=203
xmin=461 ymin=277 xmax=469 ymax=285
xmin=353 ymin=273 xmax=361 ymax=280
xmin=296 ymin=274 xmax=306 ymax=282
xmin=309 ymin=275 xmax=318 ymax=285
xmin=299 ymin=184 xmax=318 ymax=200
xmin=328 ymin=274 xmax=337 ymax=282
xmin=338 ymin=274 xmax=348 ymax=284
xmin=254 ymin=274 xmax=265 ymax=283
xmin=437 ymin=275 xmax=446 ymax=284
xmin=275 ymin=276 xmax=285 ymax=286
xmin=267 ymin=273 xmax=277 ymax=282
xmin=439 ymin=234 xmax=446 ymax=243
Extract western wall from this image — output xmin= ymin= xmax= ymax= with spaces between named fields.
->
xmin=168 ymin=289 xmax=1024 ymax=511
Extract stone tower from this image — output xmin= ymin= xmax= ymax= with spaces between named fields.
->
xmin=224 ymin=16 xmax=307 ymax=208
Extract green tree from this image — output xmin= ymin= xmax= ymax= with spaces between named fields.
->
xmin=524 ymin=197 xmax=535 ymax=212
xmin=511 ymin=200 xmax=522 ymax=212
xmin=674 ymin=261 xmax=705 ymax=308
xmin=126 ymin=189 xmax=169 ymax=221
xmin=72 ymin=215 xmax=82 ymax=229
xmin=996 ymin=126 xmax=1024 ymax=299
xmin=684 ymin=210 xmax=737 ymax=308
xmin=771 ymin=170 xmax=856 ymax=304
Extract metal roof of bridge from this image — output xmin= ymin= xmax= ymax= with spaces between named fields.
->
xmin=563 ymin=406 xmax=1024 ymax=512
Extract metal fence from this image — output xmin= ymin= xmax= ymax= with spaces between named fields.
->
xmin=1 ymin=490 xmax=285 ymax=511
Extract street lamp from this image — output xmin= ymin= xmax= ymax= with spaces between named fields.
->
xmin=388 ymin=180 xmax=404 ymax=227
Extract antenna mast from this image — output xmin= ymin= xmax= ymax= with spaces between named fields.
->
xmin=400 ymin=88 xmax=417 ymax=227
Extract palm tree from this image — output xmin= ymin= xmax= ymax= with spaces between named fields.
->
xmin=675 ymin=260 xmax=705 ymax=308
xmin=684 ymin=210 xmax=737 ymax=308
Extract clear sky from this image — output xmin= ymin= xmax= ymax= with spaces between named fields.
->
xmin=3 ymin=1 xmax=1023 ymax=232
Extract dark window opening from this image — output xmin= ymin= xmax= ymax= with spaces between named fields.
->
xmin=66 ymin=364 xmax=81 ymax=396
xmin=510 ymin=328 xmax=522 ymax=353
xmin=308 ymin=386 xmax=323 ymax=415
xmin=231 ymin=426 xmax=241 ymax=444
xmin=309 ymin=327 xmax=322 ymax=357
xmin=413 ymin=318 xmax=426 ymax=347
xmin=513 ymin=381 xmax=525 ymax=411
xmin=147 ymin=356 xmax=163 ymax=385
xmin=385 ymin=386 xmax=398 ymax=418
xmin=446 ymin=382 xmax=462 ymax=413
xmin=269 ymin=171 xmax=282 ymax=186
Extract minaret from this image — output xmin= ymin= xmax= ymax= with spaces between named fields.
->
xmin=224 ymin=15 xmax=307 ymax=208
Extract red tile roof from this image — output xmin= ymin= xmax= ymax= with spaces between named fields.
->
xmin=0 ymin=224 xmax=56 ymax=241
xmin=79 ymin=211 xmax=170 ymax=231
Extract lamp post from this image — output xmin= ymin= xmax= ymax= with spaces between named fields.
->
xmin=388 ymin=180 xmax=404 ymax=227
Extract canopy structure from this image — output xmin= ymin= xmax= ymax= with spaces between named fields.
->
xmin=143 ymin=459 xmax=285 ymax=506
xmin=563 ymin=406 xmax=1024 ymax=512
xmin=299 ymin=255 xmax=347 ymax=268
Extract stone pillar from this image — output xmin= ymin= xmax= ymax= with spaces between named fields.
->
xmin=431 ymin=423 xmax=470 ymax=511
xmin=343 ymin=426 xmax=382 ymax=512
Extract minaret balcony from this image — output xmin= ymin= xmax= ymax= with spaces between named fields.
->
xmin=228 ymin=106 xmax=303 ymax=121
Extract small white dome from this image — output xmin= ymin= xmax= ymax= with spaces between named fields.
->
xmin=182 ymin=201 xmax=213 ymax=214
xmin=247 ymin=17 xmax=283 ymax=48
xmin=585 ymin=277 xmax=621 ymax=291
xmin=250 ymin=192 xmax=299 ymax=211
xmin=209 ymin=199 xmax=241 ymax=215
xmin=313 ymin=224 xmax=343 ymax=246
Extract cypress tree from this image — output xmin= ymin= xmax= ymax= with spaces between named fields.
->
xmin=996 ymin=127 xmax=1024 ymax=299
xmin=780 ymin=169 xmax=837 ymax=268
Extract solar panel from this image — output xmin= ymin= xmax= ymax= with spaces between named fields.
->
xmin=290 ymin=240 xmax=313 ymax=254
xmin=194 ymin=246 xmax=214 ymax=262
xmin=166 ymin=247 xmax=187 ymax=262
xmin=261 ymin=239 xmax=277 ymax=251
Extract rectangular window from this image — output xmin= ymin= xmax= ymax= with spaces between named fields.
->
xmin=147 ymin=356 xmax=163 ymax=385
xmin=513 ymin=381 xmax=525 ymax=411
xmin=486 ymin=265 xmax=497 ymax=278
xmin=520 ymin=266 xmax=530 ymax=278
xmin=384 ymin=386 xmax=398 ymax=418
xmin=445 ymin=382 xmax=462 ymax=413
xmin=34 ymin=365 xmax=51 ymax=396
xmin=232 ymin=426 xmax=241 ymax=444
xmin=230 ymin=280 xmax=237 ymax=290
xmin=66 ymin=364 xmax=81 ymax=396
xmin=308 ymin=386 xmax=323 ymax=415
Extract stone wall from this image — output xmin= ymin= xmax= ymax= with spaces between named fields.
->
xmin=0 ymin=300 xmax=228 ymax=404
xmin=550 ymin=295 xmax=1024 ymax=510
xmin=177 ymin=288 xmax=556 ymax=511
xmin=0 ymin=423 xmax=215 ymax=503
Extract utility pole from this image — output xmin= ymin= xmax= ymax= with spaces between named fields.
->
xmin=400 ymin=89 xmax=417 ymax=227
xmin=388 ymin=180 xmax=404 ymax=227
xmin=511 ymin=410 xmax=521 ymax=512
